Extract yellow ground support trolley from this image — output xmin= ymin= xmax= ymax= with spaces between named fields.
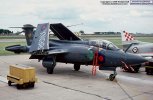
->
xmin=7 ymin=64 xmax=37 ymax=89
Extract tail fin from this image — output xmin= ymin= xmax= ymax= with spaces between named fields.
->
xmin=10 ymin=24 xmax=35 ymax=46
xmin=121 ymin=31 xmax=138 ymax=46
xmin=22 ymin=24 xmax=36 ymax=46
xmin=29 ymin=23 xmax=49 ymax=53
xmin=121 ymin=31 xmax=135 ymax=42
xmin=121 ymin=31 xmax=138 ymax=51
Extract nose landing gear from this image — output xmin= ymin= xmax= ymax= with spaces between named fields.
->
xmin=109 ymin=71 xmax=117 ymax=81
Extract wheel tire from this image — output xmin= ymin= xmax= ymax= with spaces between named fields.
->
xmin=8 ymin=81 xmax=12 ymax=86
xmin=22 ymin=83 xmax=28 ymax=88
xmin=146 ymin=71 xmax=150 ymax=75
xmin=74 ymin=64 xmax=80 ymax=71
xmin=109 ymin=74 xmax=115 ymax=81
xmin=29 ymin=82 xmax=35 ymax=88
xmin=30 ymin=82 xmax=35 ymax=88
xmin=146 ymin=67 xmax=149 ymax=75
xmin=148 ymin=70 xmax=152 ymax=75
xmin=17 ymin=84 xmax=22 ymax=89
xmin=133 ymin=68 xmax=139 ymax=73
xmin=133 ymin=65 xmax=141 ymax=73
xmin=47 ymin=68 xmax=54 ymax=74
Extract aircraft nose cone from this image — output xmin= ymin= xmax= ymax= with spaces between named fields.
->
xmin=124 ymin=53 xmax=147 ymax=65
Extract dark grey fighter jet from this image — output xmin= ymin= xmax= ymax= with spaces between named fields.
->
xmin=6 ymin=23 xmax=147 ymax=81
xmin=30 ymin=23 xmax=147 ymax=80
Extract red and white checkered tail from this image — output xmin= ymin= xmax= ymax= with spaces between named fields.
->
xmin=121 ymin=31 xmax=135 ymax=42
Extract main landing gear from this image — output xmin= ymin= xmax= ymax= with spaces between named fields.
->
xmin=46 ymin=60 xmax=56 ymax=74
xmin=99 ymin=66 xmax=117 ymax=81
xmin=47 ymin=67 xmax=54 ymax=74
xmin=42 ymin=56 xmax=56 ymax=74
xmin=109 ymin=71 xmax=117 ymax=81
xmin=74 ymin=64 xmax=80 ymax=71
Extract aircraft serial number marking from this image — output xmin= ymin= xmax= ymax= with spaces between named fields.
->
xmin=38 ymin=31 xmax=46 ymax=50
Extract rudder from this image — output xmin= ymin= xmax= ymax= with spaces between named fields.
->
xmin=29 ymin=23 xmax=49 ymax=53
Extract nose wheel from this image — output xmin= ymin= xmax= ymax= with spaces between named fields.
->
xmin=109 ymin=71 xmax=117 ymax=81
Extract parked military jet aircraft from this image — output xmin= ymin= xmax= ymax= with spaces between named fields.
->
xmin=121 ymin=31 xmax=153 ymax=72
xmin=121 ymin=31 xmax=153 ymax=56
xmin=5 ymin=23 xmax=147 ymax=81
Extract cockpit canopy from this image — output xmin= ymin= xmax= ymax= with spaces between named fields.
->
xmin=88 ymin=40 xmax=119 ymax=50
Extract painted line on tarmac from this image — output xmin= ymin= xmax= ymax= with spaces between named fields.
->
xmin=0 ymin=76 xmax=7 ymax=83
xmin=43 ymin=81 xmax=111 ymax=100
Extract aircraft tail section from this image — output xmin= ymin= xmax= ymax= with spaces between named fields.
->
xmin=29 ymin=23 xmax=49 ymax=53
xmin=121 ymin=31 xmax=143 ymax=51
xmin=22 ymin=24 xmax=36 ymax=46
xmin=10 ymin=24 xmax=35 ymax=46
xmin=121 ymin=31 xmax=142 ymax=45
xmin=50 ymin=23 xmax=81 ymax=40
xmin=121 ymin=31 xmax=135 ymax=43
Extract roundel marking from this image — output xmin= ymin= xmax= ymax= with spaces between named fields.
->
xmin=98 ymin=56 xmax=104 ymax=62
xmin=41 ymin=24 xmax=47 ymax=31
xmin=132 ymin=47 xmax=138 ymax=53
xmin=98 ymin=52 xmax=105 ymax=64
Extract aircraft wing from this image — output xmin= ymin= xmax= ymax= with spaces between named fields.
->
xmin=29 ymin=48 xmax=68 ymax=59
xmin=50 ymin=23 xmax=81 ymax=40
xmin=29 ymin=23 xmax=49 ymax=53
xmin=48 ymin=49 xmax=68 ymax=55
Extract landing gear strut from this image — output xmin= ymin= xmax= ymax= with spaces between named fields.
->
xmin=42 ymin=56 xmax=56 ymax=74
xmin=109 ymin=71 xmax=117 ymax=81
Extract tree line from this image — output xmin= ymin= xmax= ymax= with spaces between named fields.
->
xmin=0 ymin=29 xmax=13 ymax=35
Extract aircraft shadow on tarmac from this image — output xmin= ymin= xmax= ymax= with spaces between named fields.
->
xmin=16 ymin=57 xmax=153 ymax=82
xmin=25 ymin=61 xmax=107 ymax=80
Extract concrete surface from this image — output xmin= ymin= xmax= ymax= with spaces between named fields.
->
xmin=0 ymin=55 xmax=153 ymax=100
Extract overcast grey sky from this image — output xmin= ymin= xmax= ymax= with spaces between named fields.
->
xmin=0 ymin=0 xmax=153 ymax=33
